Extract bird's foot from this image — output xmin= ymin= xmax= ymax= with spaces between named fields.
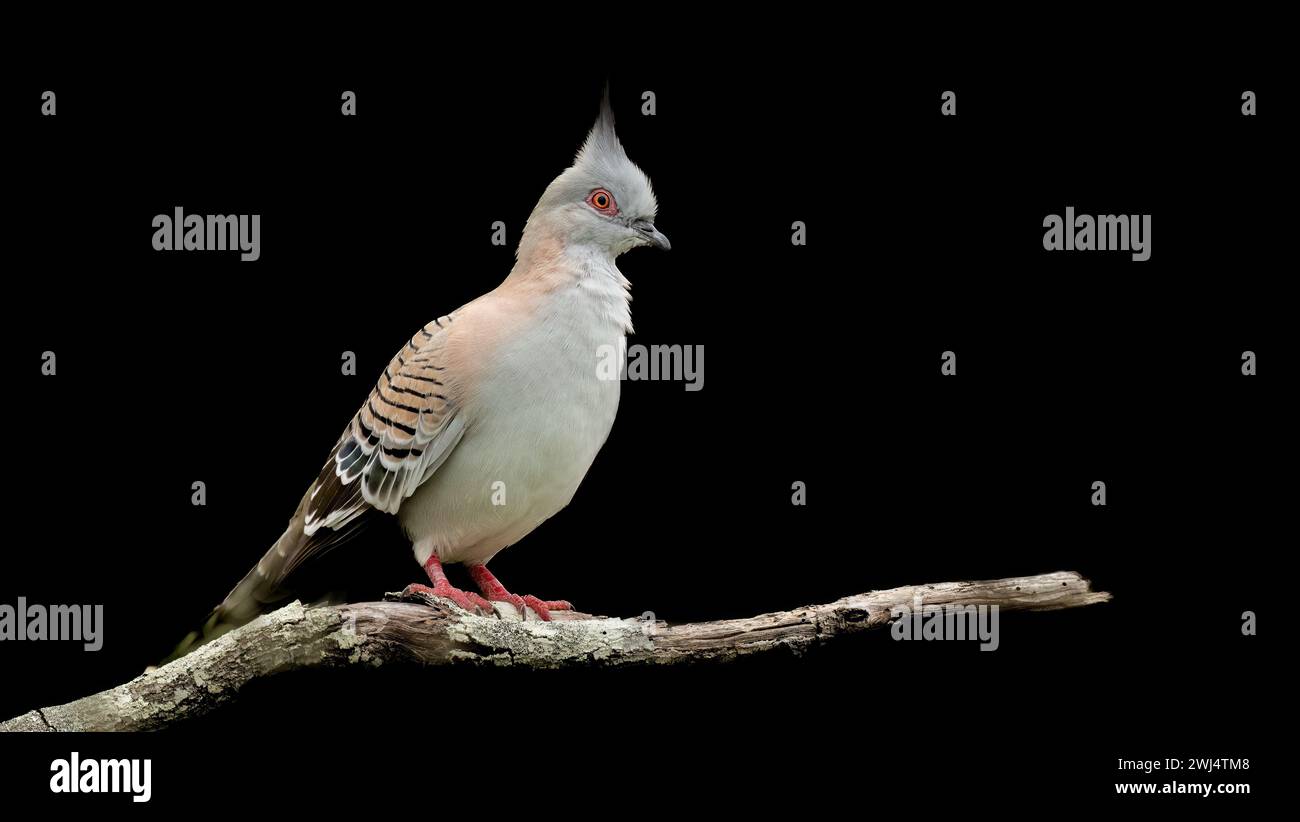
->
xmin=401 ymin=582 xmax=494 ymax=617
xmin=467 ymin=564 xmax=573 ymax=621
xmin=493 ymin=593 xmax=574 ymax=622
xmin=525 ymin=596 xmax=575 ymax=621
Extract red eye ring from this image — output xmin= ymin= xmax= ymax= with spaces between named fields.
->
xmin=587 ymin=188 xmax=618 ymax=215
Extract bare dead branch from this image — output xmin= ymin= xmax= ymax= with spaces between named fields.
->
xmin=1 ymin=570 xmax=1110 ymax=732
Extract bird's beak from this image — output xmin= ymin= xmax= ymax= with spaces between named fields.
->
xmin=632 ymin=219 xmax=671 ymax=251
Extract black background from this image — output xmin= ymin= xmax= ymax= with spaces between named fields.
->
xmin=0 ymin=42 xmax=1286 ymax=809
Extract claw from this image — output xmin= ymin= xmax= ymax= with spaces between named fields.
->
xmin=467 ymin=564 xmax=573 ymax=622
xmin=402 ymin=582 xmax=493 ymax=616
xmin=406 ymin=553 xmax=498 ymax=616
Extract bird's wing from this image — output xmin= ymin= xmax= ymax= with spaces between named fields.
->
xmin=303 ymin=314 xmax=468 ymax=542
xmin=197 ymin=313 xmax=472 ymax=641
xmin=201 ymin=314 xmax=471 ymax=633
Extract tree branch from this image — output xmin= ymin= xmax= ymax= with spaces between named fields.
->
xmin=2 ymin=570 xmax=1110 ymax=732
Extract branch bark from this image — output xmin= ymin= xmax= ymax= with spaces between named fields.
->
xmin=2 ymin=570 xmax=1110 ymax=732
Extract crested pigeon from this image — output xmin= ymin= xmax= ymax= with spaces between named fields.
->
xmin=201 ymin=90 xmax=668 ymax=643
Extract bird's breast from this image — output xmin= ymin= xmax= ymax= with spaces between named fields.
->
xmin=475 ymin=292 xmax=624 ymax=469
xmin=399 ymin=278 xmax=627 ymax=562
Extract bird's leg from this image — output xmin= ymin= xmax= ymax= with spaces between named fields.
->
xmin=403 ymin=554 xmax=494 ymax=616
xmin=466 ymin=563 xmax=573 ymax=622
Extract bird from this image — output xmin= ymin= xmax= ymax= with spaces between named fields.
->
xmin=184 ymin=89 xmax=669 ymax=652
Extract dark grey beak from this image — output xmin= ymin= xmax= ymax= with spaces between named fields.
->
xmin=632 ymin=219 xmax=671 ymax=251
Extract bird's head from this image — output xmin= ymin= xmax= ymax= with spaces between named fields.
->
xmin=530 ymin=89 xmax=670 ymax=257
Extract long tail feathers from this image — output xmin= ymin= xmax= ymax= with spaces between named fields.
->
xmin=161 ymin=497 xmax=311 ymax=665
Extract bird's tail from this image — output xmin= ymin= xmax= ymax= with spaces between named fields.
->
xmin=161 ymin=497 xmax=311 ymax=665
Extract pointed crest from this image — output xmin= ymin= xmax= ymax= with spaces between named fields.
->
xmin=576 ymin=83 xmax=628 ymax=168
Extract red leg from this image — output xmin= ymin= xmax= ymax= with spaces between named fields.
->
xmin=467 ymin=564 xmax=573 ymax=621
xmin=403 ymin=554 xmax=494 ymax=615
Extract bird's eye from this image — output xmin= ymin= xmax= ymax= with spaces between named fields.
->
xmin=587 ymin=188 xmax=618 ymax=215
